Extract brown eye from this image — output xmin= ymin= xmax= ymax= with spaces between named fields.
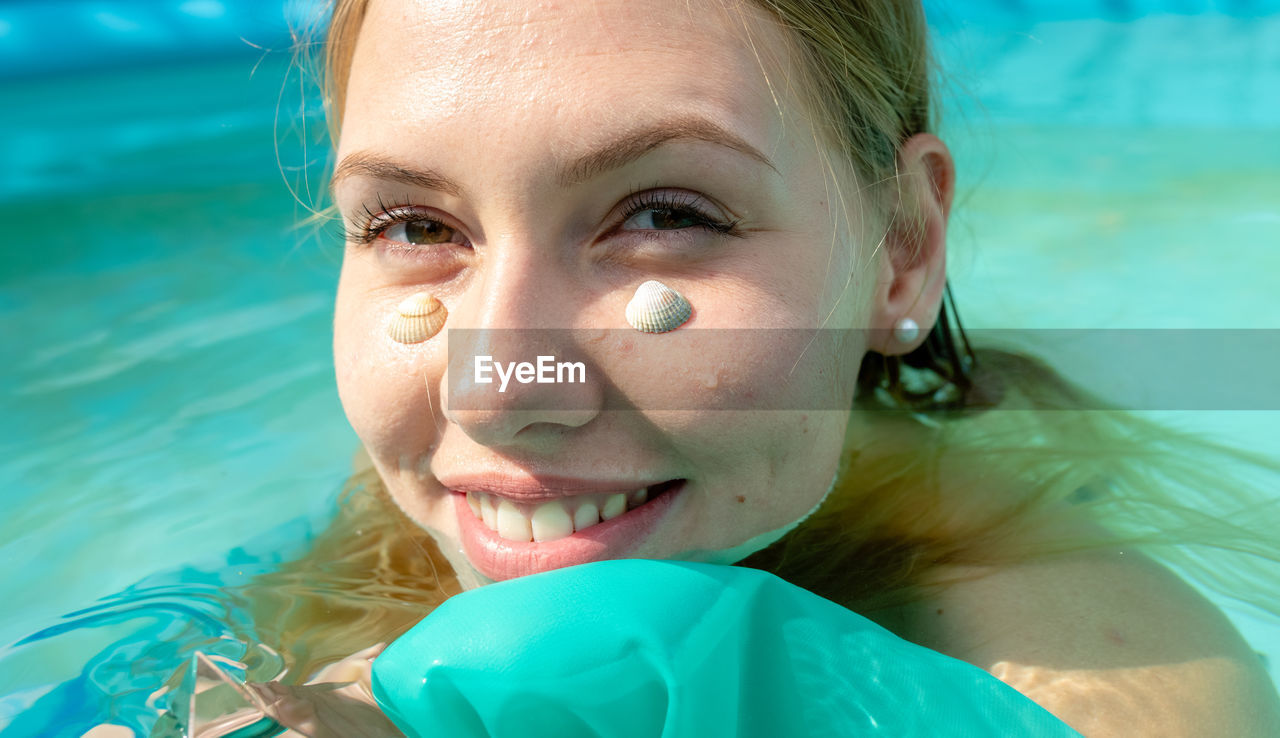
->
xmin=623 ymin=208 xmax=706 ymax=231
xmin=385 ymin=219 xmax=457 ymax=245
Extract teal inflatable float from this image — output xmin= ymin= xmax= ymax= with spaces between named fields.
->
xmin=372 ymin=559 xmax=1079 ymax=737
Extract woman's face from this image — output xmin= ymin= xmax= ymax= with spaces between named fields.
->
xmin=331 ymin=0 xmax=880 ymax=587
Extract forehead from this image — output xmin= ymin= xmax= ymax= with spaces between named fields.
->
xmin=341 ymin=0 xmax=805 ymax=163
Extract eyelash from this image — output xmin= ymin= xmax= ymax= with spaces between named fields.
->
xmin=616 ymin=189 xmax=743 ymax=238
xmin=343 ymin=188 xmax=743 ymax=247
xmin=344 ymin=194 xmax=419 ymax=246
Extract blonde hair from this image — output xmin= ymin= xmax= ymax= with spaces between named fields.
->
xmin=244 ymin=0 xmax=1280 ymax=681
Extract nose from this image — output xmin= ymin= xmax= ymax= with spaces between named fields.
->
xmin=442 ymin=254 xmax=604 ymax=447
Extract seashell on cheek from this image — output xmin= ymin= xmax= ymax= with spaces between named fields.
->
xmin=625 ymin=280 xmax=692 ymax=333
xmin=387 ymin=292 xmax=448 ymax=344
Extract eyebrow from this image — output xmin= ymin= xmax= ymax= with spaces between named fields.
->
xmin=331 ymin=155 xmax=464 ymax=198
xmin=557 ymin=117 xmax=780 ymax=187
xmin=330 ymin=116 xmax=779 ymax=196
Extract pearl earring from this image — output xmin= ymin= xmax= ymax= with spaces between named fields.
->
xmin=893 ymin=317 xmax=919 ymax=344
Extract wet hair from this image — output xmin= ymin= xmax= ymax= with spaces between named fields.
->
xmin=235 ymin=0 xmax=1280 ymax=681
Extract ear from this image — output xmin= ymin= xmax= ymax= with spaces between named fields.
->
xmin=865 ymin=133 xmax=954 ymax=355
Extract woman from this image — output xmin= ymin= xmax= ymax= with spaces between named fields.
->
xmin=219 ymin=0 xmax=1280 ymax=735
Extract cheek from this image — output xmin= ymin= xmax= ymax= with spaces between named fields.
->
xmin=655 ymin=334 xmax=848 ymax=463
xmin=668 ymin=335 xmax=850 ymax=509
xmin=683 ymin=331 xmax=850 ymax=412
xmin=333 ymin=283 xmax=442 ymax=465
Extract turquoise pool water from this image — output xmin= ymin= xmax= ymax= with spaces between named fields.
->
xmin=2 ymin=1 xmax=1278 ymax=734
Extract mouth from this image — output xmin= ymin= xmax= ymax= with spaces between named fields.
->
xmin=461 ymin=479 xmax=684 ymax=542
xmin=450 ymin=479 xmax=686 ymax=581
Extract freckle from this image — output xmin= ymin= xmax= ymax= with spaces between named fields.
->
xmin=936 ymin=608 xmax=944 ymax=616
xmin=735 ymin=495 xmax=745 ymax=503
xmin=1105 ymin=628 xmax=1125 ymax=646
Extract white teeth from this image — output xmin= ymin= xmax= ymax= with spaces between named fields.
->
xmin=496 ymin=499 xmax=533 ymax=542
xmin=601 ymin=493 xmax=627 ymax=521
xmin=480 ymin=494 xmax=497 ymax=529
xmin=573 ymin=502 xmax=600 ymax=531
xmin=466 ymin=486 xmax=666 ymax=538
xmin=531 ymin=502 xmax=574 ymax=542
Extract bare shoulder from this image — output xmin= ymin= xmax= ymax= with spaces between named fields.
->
xmin=892 ymin=547 xmax=1280 ymax=737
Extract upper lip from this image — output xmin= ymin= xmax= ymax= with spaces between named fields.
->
xmin=436 ymin=473 xmax=671 ymax=502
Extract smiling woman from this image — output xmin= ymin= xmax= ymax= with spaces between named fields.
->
xmin=328 ymin=0 xmax=880 ymax=591
xmin=118 ymin=0 xmax=1280 ymax=735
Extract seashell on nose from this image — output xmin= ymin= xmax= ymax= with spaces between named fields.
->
xmin=387 ymin=292 xmax=448 ymax=343
xmin=625 ymin=280 xmax=692 ymax=333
